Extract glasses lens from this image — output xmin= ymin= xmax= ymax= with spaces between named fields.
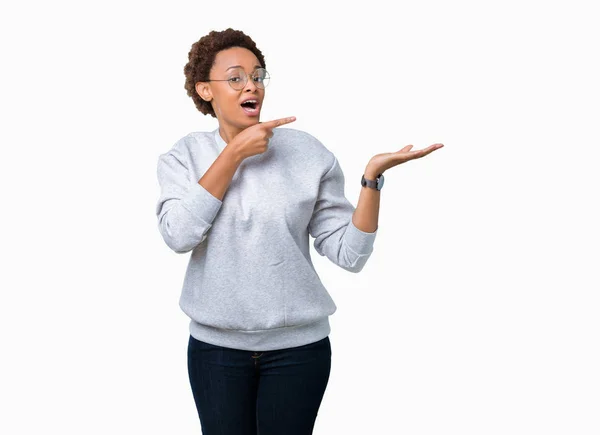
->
xmin=227 ymin=67 xmax=270 ymax=90
xmin=254 ymin=68 xmax=270 ymax=89
xmin=228 ymin=67 xmax=247 ymax=90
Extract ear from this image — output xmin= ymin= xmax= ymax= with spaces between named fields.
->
xmin=195 ymin=81 xmax=213 ymax=102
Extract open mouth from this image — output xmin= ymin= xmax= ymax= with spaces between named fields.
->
xmin=240 ymin=100 xmax=260 ymax=115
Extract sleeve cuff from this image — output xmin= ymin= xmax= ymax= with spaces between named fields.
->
xmin=344 ymin=218 xmax=378 ymax=255
xmin=180 ymin=180 xmax=223 ymax=225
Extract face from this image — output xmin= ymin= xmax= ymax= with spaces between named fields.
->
xmin=196 ymin=46 xmax=265 ymax=130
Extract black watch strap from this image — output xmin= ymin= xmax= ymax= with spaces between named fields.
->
xmin=361 ymin=173 xmax=384 ymax=190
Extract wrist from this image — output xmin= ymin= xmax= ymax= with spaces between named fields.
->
xmin=222 ymin=143 xmax=244 ymax=166
xmin=364 ymin=167 xmax=381 ymax=180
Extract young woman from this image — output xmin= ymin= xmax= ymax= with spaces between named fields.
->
xmin=155 ymin=28 xmax=443 ymax=435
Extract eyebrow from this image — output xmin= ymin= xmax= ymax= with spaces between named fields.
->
xmin=226 ymin=65 xmax=262 ymax=71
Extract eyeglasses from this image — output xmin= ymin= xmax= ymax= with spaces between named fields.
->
xmin=205 ymin=67 xmax=270 ymax=90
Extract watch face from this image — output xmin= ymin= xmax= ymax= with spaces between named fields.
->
xmin=378 ymin=175 xmax=384 ymax=190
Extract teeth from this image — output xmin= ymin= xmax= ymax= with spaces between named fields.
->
xmin=243 ymin=100 xmax=257 ymax=104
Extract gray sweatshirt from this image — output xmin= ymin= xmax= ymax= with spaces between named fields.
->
xmin=155 ymin=127 xmax=378 ymax=351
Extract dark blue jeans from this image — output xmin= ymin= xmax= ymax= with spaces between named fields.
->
xmin=187 ymin=334 xmax=332 ymax=435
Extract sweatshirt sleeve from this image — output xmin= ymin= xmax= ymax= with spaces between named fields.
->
xmin=155 ymin=152 xmax=223 ymax=254
xmin=308 ymin=155 xmax=378 ymax=273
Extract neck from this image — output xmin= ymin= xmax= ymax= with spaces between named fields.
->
xmin=218 ymin=125 xmax=238 ymax=144
xmin=218 ymin=118 xmax=260 ymax=144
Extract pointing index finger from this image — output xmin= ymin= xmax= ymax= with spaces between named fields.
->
xmin=263 ymin=116 xmax=296 ymax=128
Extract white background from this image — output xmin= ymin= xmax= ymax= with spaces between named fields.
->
xmin=1 ymin=0 xmax=599 ymax=434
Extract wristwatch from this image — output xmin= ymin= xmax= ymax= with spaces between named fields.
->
xmin=361 ymin=173 xmax=384 ymax=191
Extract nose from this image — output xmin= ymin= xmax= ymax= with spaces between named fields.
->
xmin=243 ymin=74 xmax=259 ymax=92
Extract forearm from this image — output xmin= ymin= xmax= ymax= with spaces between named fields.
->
xmin=199 ymin=144 xmax=244 ymax=201
xmin=351 ymin=166 xmax=381 ymax=233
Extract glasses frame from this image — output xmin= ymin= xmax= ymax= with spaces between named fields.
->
xmin=205 ymin=67 xmax=270 ymax=90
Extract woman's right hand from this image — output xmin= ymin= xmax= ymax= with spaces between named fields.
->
xmin=230 ymin=116 xmax=297 ymax=160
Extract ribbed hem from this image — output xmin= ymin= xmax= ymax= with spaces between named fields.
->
xmin=344 ymin=218 xmax=377 ymax=255
xmin=180 ymin=181 xmax=223 ymax=225
xmin=189 ymin=317 xmax=331 ymax=351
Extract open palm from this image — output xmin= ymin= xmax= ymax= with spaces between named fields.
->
xmin=368 ymin=143 xmax=444 ymax=174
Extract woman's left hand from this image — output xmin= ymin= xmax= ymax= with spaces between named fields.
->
xmin=366 ymin=143 xmax=444 ymax=177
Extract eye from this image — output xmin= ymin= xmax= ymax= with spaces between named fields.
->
xmin=229 ymin=76 xmax=241 ymax=82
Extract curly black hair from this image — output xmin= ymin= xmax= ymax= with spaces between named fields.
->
xmin=183 ymin=28 xmax=267 ymax=118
